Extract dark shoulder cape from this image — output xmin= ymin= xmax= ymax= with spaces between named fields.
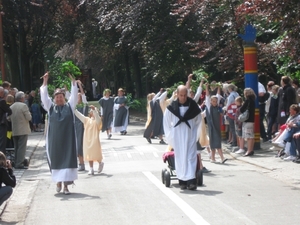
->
xmin=167 ymin=97 xmax=201 ymax=128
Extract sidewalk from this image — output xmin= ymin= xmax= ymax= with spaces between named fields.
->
xmin=0 ymin=132 xmax=45 ymax=216
xmin=222 ymin=140 xmax=300 ymax=188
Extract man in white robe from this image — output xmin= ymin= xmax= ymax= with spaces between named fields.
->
xmin=163 ymin=85 xmax=201 ymax=190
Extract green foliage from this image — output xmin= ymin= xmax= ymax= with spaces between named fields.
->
xmin=47 ymin=58 xmax=81 ymax=94
xmin=126 ymin=93 xmax=142 ymax=110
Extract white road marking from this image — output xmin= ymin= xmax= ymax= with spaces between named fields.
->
xmin=127 ymin=153 xmax=132 ymax=158
xmin=140 ymin=152 xmax=144 ymax=155
xmin=153 ymin=152 xmax=159 ymax=158
xmin=143 ymin=171 xmax=210 ymax=225
xmin=114 ymin=153 xmax=118 ymax=157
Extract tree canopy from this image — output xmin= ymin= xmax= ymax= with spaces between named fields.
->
xmin=1 ymin=0 xmax=300 ymax=95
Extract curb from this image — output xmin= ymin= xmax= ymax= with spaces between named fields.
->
xmin=0 ymin=133 xmax=44 ymax=217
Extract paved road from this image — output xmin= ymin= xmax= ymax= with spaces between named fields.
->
xmin=1 ymin=119 xmax=300 ymax=225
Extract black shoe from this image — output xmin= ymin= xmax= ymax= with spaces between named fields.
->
xmin=160 ymin=140 xmax=167 ymax=145
xmin=146 ymin=138 xmax=152 ymax=144
xmin=187 ymin=184 xmax=197 ymax=190
xmin=180 ymin=185 xmax=187 ymax=190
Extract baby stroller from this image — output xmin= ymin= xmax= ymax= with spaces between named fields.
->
xmin=161 ymin=151 xmax=203 ymax=188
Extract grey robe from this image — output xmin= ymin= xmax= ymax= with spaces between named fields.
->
xmin=99 ymin=97 xmax=114 ymax=132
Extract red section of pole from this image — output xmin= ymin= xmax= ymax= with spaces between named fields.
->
xmin=0 ymin=11 xmax=5 ymax=81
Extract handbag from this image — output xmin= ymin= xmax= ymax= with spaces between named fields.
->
xmin=238 ymin=103 xmax=249 ymax=122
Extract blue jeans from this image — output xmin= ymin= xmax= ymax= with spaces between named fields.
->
xmin=0 ymin=186 xmax=13 ymax=206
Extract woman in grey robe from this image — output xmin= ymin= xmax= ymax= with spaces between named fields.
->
xmin=40 ymin=72 xmax=78 ymax=195
xmin=113 ymin=88 xmax=129 ymax=135
xmin=99 ymin=89 xmax=114 ymax=139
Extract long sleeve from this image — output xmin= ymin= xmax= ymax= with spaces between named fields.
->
xmin=152 ymin=91 xmax=161 ymax=103
xmin=1 ymin=168 xmax=16 ymax=188
xmin=193 ymin=87 xmax=202 ymax=103
xmin=75 ymin=109 xmax=86 ymax=123
xmin=68 ymin=82 xmax=79 ymax=110
xmin=158 ymin=91 xmax=168 ymax=103
xmin=40 ymin=85 xmax=53 ymax=111
xmin=22 ymin=104 xmax=32 ymax=121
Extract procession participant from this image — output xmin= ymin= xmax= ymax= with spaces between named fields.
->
xmin=163 ymin=85 xmax=201 ymax=190
xmin=75 ymin=105 xmax=104 ymax=175
xmin=40 ymin=72 xmax=78 ymax=195
xmin=75 ymin=80 xmax=89 ymax=171
xmin=204 ymin=83 xmax=227 ymax=164
xmin=99 ymin=89 xmax=114 ymax=139
xmin=144 ymin=88 xmax=166 ymax=144
xmin=113 ymin=88 xmax=129 ymax=135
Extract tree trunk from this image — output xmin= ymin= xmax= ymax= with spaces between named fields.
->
xmin=132 ymin=51 xmax=142 ymax=98
xmin=124 ymin=50 xmax=134 ymax=95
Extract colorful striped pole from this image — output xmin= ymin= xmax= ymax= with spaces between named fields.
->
xmin=239 ymin=25 xmax=260 ymax=150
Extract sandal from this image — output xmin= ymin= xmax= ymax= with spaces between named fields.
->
xmin=63 ymin=187 xmax=70 ymax=195
xmin=56 ymin=182 xmax=62 ymax=193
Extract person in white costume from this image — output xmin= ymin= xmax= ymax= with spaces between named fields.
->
xmin=163 ymin=85 xmax=201 ymax=190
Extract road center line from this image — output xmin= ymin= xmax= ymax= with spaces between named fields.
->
xmin=143 ymin=171 xmax=210 ymax=225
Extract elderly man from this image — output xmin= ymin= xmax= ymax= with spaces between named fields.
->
xmin=9 ymin=91 xmax=32 ymax=169
xmin=0 ymin=87 xmax=12 ymax=155
xmin=163 ymin=85 xmax=201 ymax=190
xmin=40 ymin=72 xmax=78 ymax=195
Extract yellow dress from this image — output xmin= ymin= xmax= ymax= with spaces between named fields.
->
xmin=75 ymin=109 xmax=103 ymax=162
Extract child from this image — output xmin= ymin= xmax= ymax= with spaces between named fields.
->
xmin=203 ymin=83 xmax=227 ymax=163
xmin=75 ymin=105 xmax=104 ymax=175
xmin=234 ymin=96 xmax=244 ymax=154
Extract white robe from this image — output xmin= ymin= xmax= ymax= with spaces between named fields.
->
xmin=163 ymin=106 xmax=201 ymax=181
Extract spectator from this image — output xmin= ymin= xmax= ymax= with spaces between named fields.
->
xmin=2 ymin=81 xmax=11 ymax=91
xmin=234 ymin=96 xmax=245 ymax=154
xmin=279 ymin=76 xmax=297 ymax=124
xmin=0 ymin=87 xmax=12 ymax=155
xmin=9 ymin=91 xmax=32 ymax=169
xmin=292 ymin=79 xmax=300 ymax=104
xmin=267 ymin=85 xmax=280 ymax=141
xmin=225 ymin=84 xmax=239 ymax=147
xmin=240 ymin=88 xmax=256 ymax=156
xmin=0 ymin=152 xmax=16 ymax=206
xmin=258 ymin=81 xmax=269 ymax=142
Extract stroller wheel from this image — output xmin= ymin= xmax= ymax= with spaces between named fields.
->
xmin=161 ymin=169 xmax=167 ymax=184
xmin=164 ymin=171 xmax=171 ymax=187
xmin=196 ymin=170 xmax=203 ymax=186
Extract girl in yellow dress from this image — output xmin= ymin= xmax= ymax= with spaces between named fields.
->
xmin=75 ymin=105 xmax=104 ymax=175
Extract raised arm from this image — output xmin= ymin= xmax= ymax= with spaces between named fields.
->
xmin=77 ymin=80 xmax=88 ymax=104
xmin=67 ymin=74 xmax=78 ymax=110
xmin=193 ymin=79 xmax=204 ymax=103
xmin=40 ymin=72 xmax=52 ymax=111
xmin=74 ymin=109 xmax=86 ymax=123
xmin=90 ymin=105 xmax=101 ymax=126
xmin=185 ymin=74 xmax=193 ymax=90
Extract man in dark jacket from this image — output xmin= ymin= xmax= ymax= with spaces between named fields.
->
xmin=0 ymin=87 xmax=12 ymax=155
